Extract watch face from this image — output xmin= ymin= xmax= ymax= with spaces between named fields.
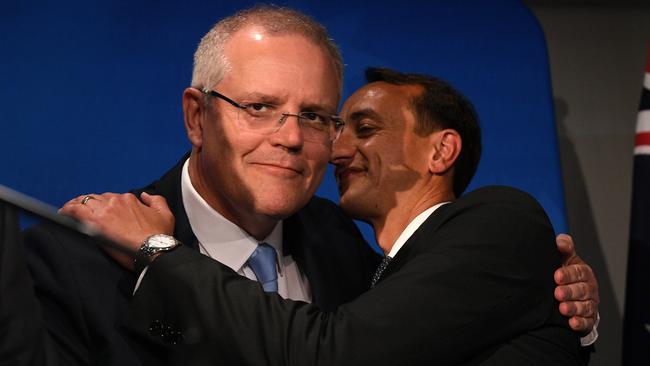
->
xmin=149 ymin=235 xmax=175 ymax=249
xmin=141 ymin=234 xmax=180 ymax=257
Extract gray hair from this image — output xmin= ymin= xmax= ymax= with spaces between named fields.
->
xmin=191 ymin=5 xmax=344 ymax=94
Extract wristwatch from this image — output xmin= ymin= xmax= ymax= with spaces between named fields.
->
xmin=133 ymin=234 xmax=182 ymax=273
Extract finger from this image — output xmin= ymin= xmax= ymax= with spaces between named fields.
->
xmin=569 ymin=316 xmax=594 ymax=333
xmin=556 ymin=233 xmax=575 ymax=257
xmin=120 ymin=192 xmax=140 ymax=205
xmin=59 ymin=200 xmax=82 ymax=214
xmin=141 ymin=192 xmax=171 ymax=214
xmin=63 ymin=195 xmax=86 ymax=207
xmin=555 ymin=282 xmax=594 ymax=302
xmin=558 ymin=300 xmax=596 ymax=318
xmin=82 ymin=196 xmax=102 ymax=208
xmin=556 ymin=234 xmax=584 ymax=267
xmin=139 ymin=192 xmax=154 ymax=206
xmin=59 ymin=203 xmax=94 ymax=220
xmin=554 ymin=264 xmax=593 ymax=285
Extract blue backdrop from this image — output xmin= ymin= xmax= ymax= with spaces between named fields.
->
xmin=0 ymin=0 xmax=568 ymax=247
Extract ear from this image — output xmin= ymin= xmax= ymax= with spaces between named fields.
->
xmin=182 ymin=87 xmax=205 ymax=148
xmin=428 ymin=129 xmax=461 ymax=175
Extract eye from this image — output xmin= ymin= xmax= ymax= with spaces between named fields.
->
xmin=241 ymin=103 xmax=275 ymax=118
xmin=300 ymin=112 xmax=325 ymax=122
xmin=299 ymin=112 xmax=329 ymax=131
xmin=356 ymin=122 xmax=376 ymax=137
xmin=300 ymin=112 xmax=320 ymax=121
xmin=248 ymin=103 xmax=271 ymax=112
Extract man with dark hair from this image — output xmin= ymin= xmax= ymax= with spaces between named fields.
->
xmin=66 ymin=67 xmax=591 ymax=365
xmin=363 ymin=67 xmax=482 ymax=198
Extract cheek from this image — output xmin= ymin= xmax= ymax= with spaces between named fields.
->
xmin=222 ymin=129 xmax=267 ymax=161
xmin=304 ymin=144 xmax=331 ymax=185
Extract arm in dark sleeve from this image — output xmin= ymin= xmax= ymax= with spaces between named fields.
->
xmin=127 ymin=187 xmax=583 ymax=366
xmin=0 ymin=204 xmax=54 ymax=365
xmin=22 ymin=224 xmax=95 ymax=365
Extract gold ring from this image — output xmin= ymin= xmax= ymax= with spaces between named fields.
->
xmin=81 ymin=195 xmax=95 ymax=205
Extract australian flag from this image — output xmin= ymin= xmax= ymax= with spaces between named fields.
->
xmin=622 ymin=46 xmax=650 ymax=364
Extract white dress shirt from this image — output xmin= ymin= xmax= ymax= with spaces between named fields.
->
xmin=180 ymin=158 xmax=311 ymax=303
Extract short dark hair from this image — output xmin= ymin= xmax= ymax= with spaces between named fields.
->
xmin=365 ymin=67 xmax=482 ymax=197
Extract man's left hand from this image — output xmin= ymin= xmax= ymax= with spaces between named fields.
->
xmin=553 ymin=234 xmax=599 ymax=334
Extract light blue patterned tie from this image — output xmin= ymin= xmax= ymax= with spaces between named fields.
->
xmin=247 ymin=242 xmax=278 ymax=293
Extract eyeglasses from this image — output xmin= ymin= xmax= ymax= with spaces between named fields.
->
xmin=199 ymin=88 xmax=345 ymax=144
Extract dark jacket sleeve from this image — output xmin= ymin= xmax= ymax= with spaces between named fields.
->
xmin=0 ymin=203 xmax=53 ymax=365
xmin=23 ymin=222 xmax=142 ymax=366
xmin=22 ymin=224 xmax=94 ymax=365
xmin=127 ymin=187 xmax=584 ymax=366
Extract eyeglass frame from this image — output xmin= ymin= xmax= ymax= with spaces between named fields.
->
xmin=196 ymin=87 xmax=345 ymax=143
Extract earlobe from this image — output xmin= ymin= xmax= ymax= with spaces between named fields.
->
xmin=428 ymin=129 xmax=461 ymax=175
xmin=183 ymin=88 xmax=204 ymax=147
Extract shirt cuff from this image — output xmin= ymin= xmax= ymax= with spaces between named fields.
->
xmin=133 ymin=266 xmax=149 ymax=295
xmin=580 ymin=312 xmax=599 ymax=346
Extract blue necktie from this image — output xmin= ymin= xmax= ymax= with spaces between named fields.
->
xmin=247 ymin=242 xmax=278 ymax=293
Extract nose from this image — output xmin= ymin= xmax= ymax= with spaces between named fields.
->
xmin=269 ymin=113 xmax=304 ymax=151
xmin=330 ymin=125 xmax=355 ymax=166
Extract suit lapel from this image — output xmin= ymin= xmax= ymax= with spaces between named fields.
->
xmin=131 ymin=152 xmax=198 ymax=251
xmin=378 ymin=202 xmax=456 ymax=283
xmin=117 ymin=154 xmax=198 ymax=333
xmin=282 ymin=205 xmax=341 ymax=311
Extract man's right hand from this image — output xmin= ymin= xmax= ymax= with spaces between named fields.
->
xmin=59 ymin=192 xmax=175 ymax=270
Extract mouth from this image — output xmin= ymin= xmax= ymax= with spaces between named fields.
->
xmin=335 ymin=166 xmax=365 ymax=185
xmin=252 ymin=162 xmax=303 ymax=177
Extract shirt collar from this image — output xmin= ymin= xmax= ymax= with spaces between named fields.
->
xmin=180 ymin=158 xmax=284 ymax=273
xmin=387 ymin=202 xmax=450 ymax=258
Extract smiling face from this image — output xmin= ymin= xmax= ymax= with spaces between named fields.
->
xmin=184 ymin=26 xmax=340 ymax=237
xmin=332 ymin=82 xmax=436 ymax=224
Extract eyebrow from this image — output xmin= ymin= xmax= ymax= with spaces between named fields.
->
xmin=240 ymin=92 xmax=335 ymax=114
xmin=301 ymin=102 xmax=336 ymax=115
xmin=347 ymin=108 xmax=382 ymax=123
xmin=239 ymin=92 xmax=283 ymax=105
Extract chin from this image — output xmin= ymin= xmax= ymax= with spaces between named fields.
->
xmin=255 ymin=193 xmax=311 ymax=219
xmin=339 ymin=194 xmax=364 ymax=221
xmin=339 ymin=185 xmax=379 ymax=223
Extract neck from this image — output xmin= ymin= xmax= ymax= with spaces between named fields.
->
xmin=371 ymin=186 xmax=454 ymax=255
xmin=188 ymin=154 xmax=277 ymax=241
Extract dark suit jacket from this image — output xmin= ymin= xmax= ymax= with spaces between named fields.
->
xmin=127 ymin=186 xmax=585 ymax=366
xmin=23 ymin=155 xmax=379 ymax=365
xmin=0 ymin=202 xmax=52 ymax=365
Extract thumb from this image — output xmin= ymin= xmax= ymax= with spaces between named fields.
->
xmin=556 ymin=233 xmax=581 ymax=265
xmin=140 ymin=192 xmax=170 ymax=213
xmin=556 ymin=234 xmax=574 ymax=256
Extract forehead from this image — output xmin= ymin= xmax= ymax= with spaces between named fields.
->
xmin=342 ymin=82 xmax=423 ymax=121
xmin=217 ymin=26 xmax=340 ymax=106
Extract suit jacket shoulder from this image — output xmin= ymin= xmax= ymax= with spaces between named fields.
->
xmin=380 ymin=185 xmax=582 ymax=364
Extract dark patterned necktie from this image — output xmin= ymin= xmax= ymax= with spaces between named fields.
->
xmin=247 ymin=242 xmax=278 ymax=293
xmin=370 ymin=256 xmax=392 ymax=288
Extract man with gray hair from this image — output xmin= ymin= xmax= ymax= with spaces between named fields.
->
xmin=25 ymin=5 xmax=598 ymax=365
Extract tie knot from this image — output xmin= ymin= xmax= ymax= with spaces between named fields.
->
xmin=247 ymin=242 xmax=278 ymax=293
